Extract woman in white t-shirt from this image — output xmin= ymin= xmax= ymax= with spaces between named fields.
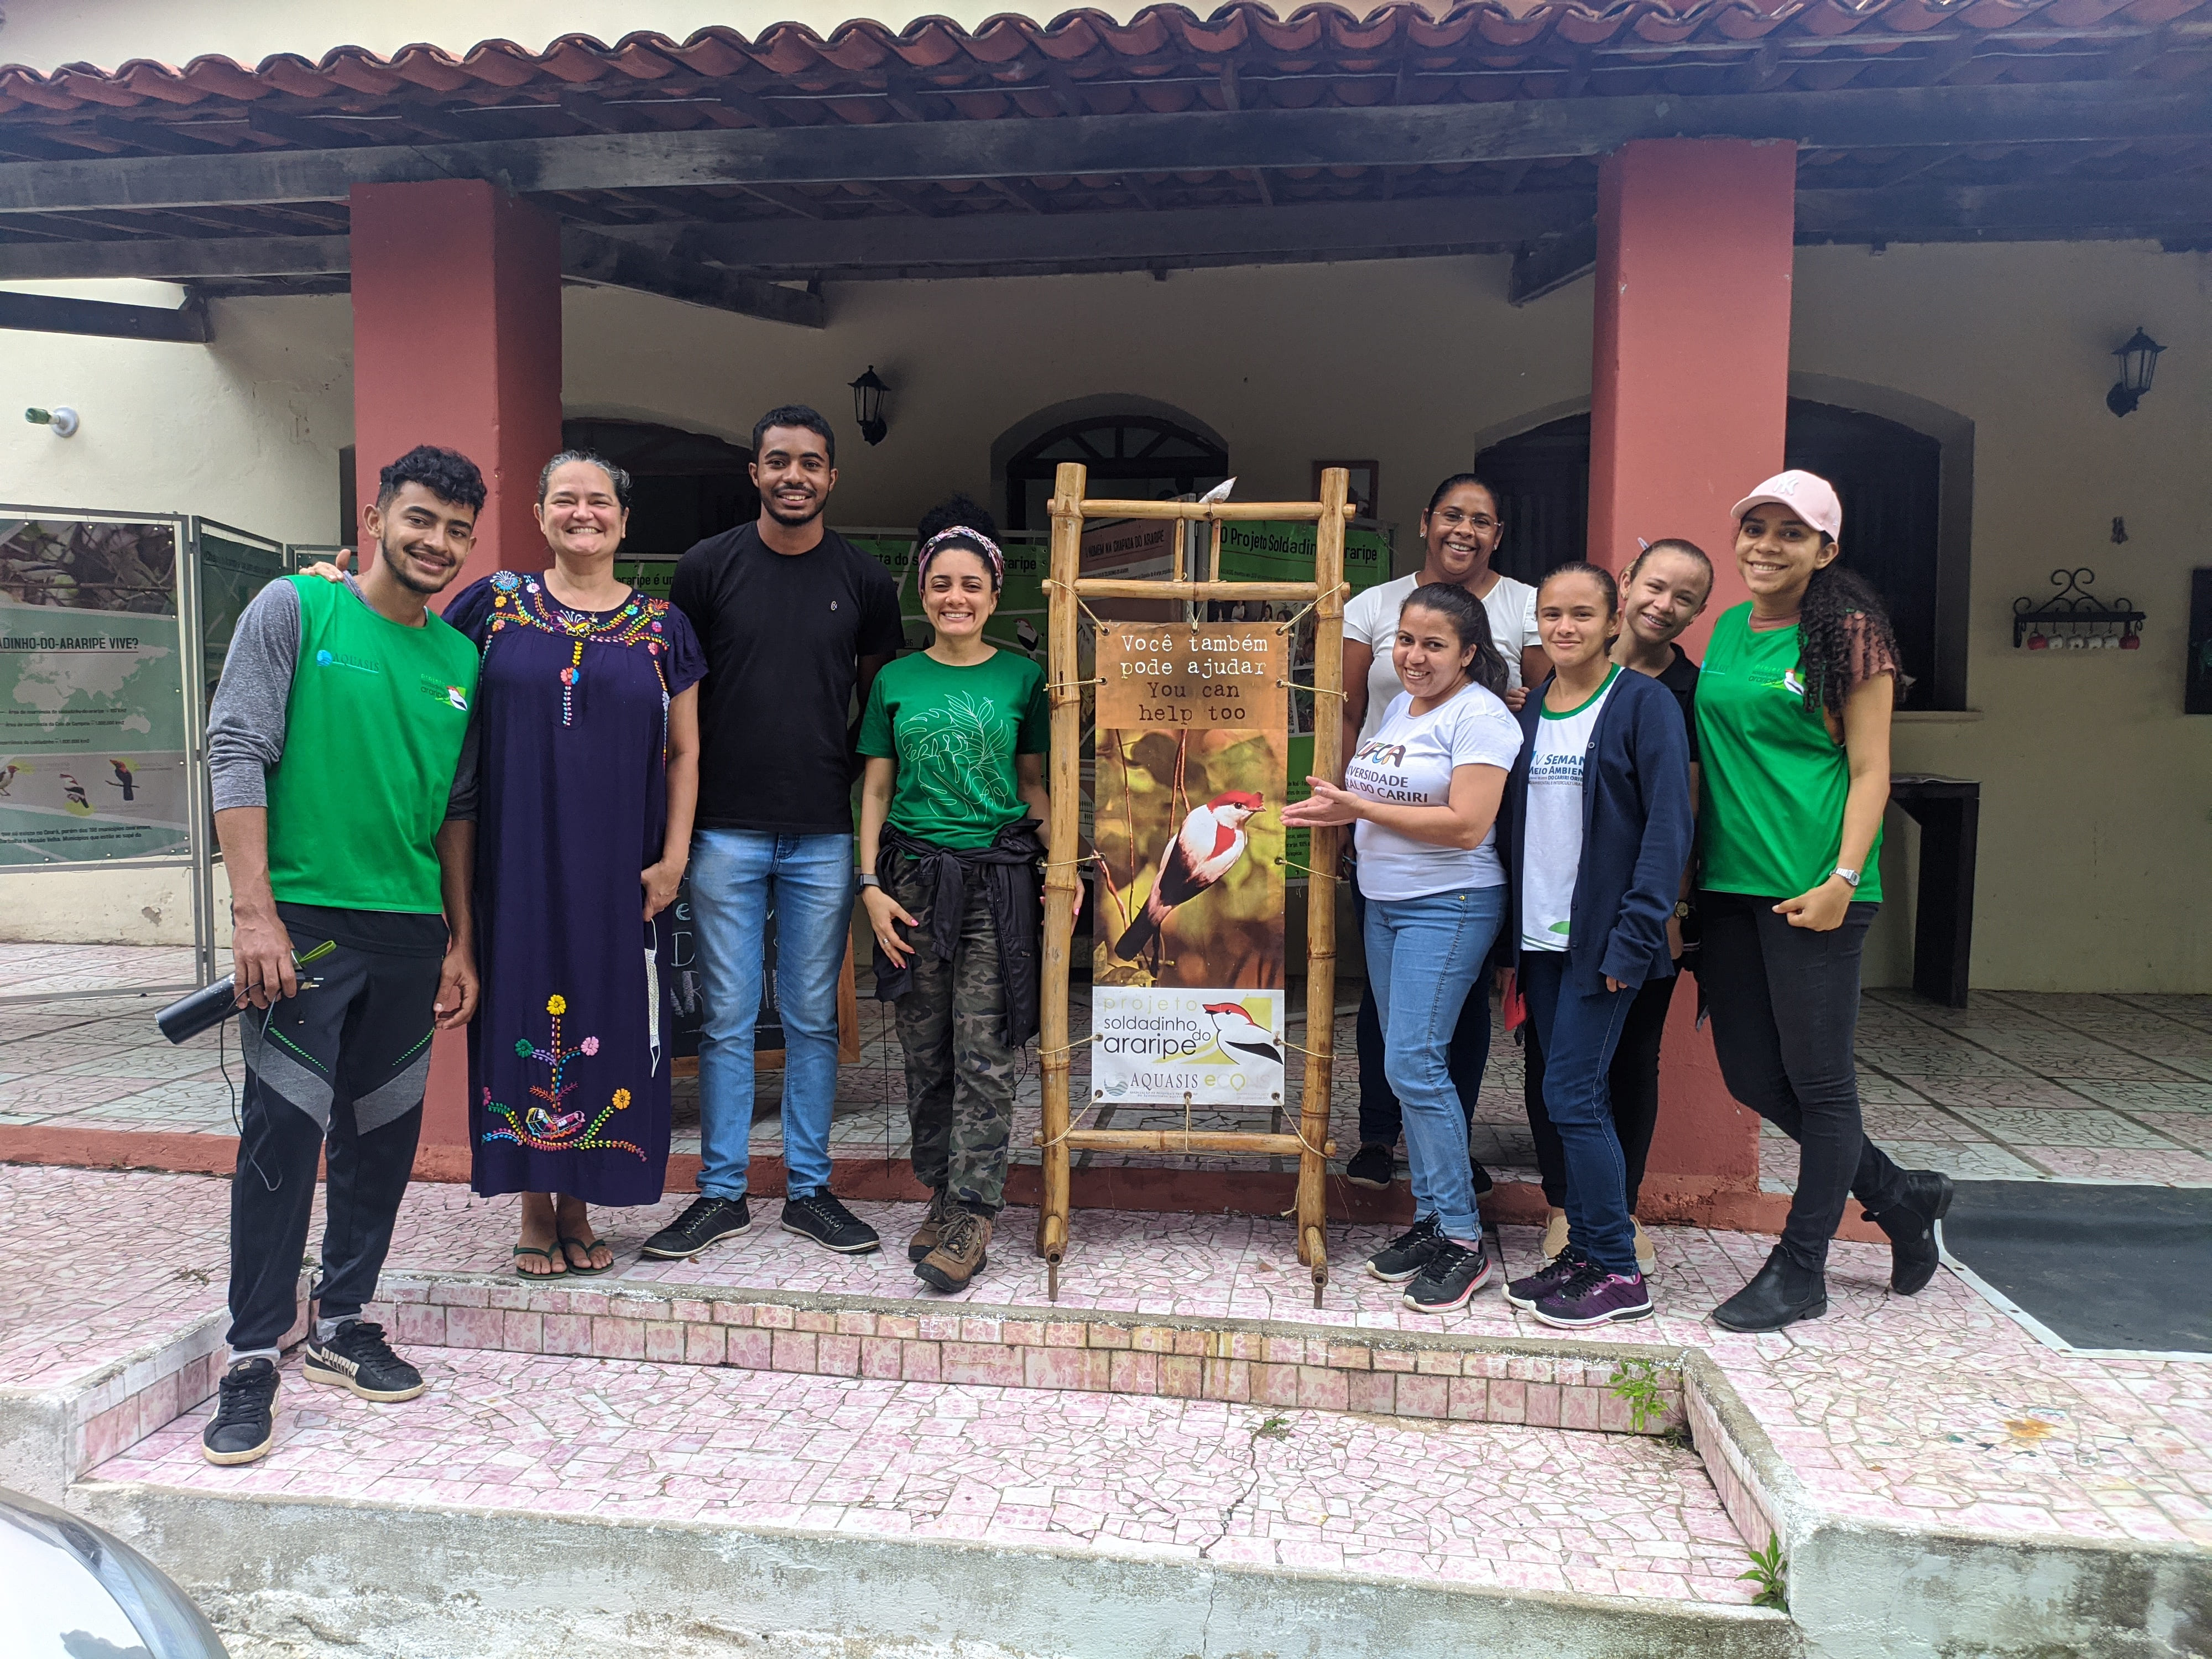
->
xmin=1495 ymin=564 xmax=1693 ymax=1331
xmin=1336 ymin=475 xmax=1543 ymax=1198
xmin=1286 ymin=582 xmax=1522 ymax=1314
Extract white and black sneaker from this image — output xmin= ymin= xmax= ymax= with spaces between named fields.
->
xmin=1403 ymin=1238 xmax=1495 ymax=1314
xmin=781 ymin=1192 xmax=881 ymax=1254
xmin=201 ymin=1357 xmax=280 ymax=1465
xmin=641 ymin=1194 xmax=752 ymax=1260
xmin=1365 ymin=1213 xmax=1446 ymax=1284
xmin=302 ymin=1319 xmax=427 ymax=1402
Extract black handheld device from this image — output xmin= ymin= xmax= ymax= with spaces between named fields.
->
xmin=154 ymin=939 xmax=336 ymax=1045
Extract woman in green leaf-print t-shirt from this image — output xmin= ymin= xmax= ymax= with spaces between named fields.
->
xmin=855 ymin=497 xmax=1051 ymax=1294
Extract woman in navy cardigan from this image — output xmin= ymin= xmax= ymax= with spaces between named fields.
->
xmin=1497 ymin=563 xmax=1694 ymax=1327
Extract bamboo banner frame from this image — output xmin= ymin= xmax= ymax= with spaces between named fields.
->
xmin=1036 ymin=462 xmax=1352 ymax=1305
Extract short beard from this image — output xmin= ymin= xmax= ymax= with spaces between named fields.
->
xmin=762 ymin=494 xmax=825 ymax=529
xmin=380 ymin=540 xmax=457 ymax=597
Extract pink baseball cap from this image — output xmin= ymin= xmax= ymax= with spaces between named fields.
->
xmin=1729 ymin=471 xmax=1841 ymax=541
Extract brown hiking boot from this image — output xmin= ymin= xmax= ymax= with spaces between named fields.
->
xmin=907 ymin=1187 xmax=951 ymax=1263
xmin=915 ymin=1209 xmax=991 ymax=1293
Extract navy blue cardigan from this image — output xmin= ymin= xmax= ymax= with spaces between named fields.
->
xmin=1497 ymin=667 xmax=1695 ymax=990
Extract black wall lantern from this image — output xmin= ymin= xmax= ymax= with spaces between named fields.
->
xmin=849 ymin=366 xmax=889 ymax=446
xmin=2106 ymin=327 xmax=2165 ymax=418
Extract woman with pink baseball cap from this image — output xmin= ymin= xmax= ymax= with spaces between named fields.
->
xmin=1694 ymin=470 xmax=1954 ymax=1332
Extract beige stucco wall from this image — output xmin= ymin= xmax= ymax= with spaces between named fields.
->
xmin=2 ymin=243 xmax=2205 ymax=991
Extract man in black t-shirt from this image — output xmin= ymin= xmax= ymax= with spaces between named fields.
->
xmin=649 ymin=405 xmax=903 ymax=1262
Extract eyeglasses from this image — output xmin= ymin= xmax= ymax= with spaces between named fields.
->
xmin=1431 ymin=509 xmax=1498 ymax=531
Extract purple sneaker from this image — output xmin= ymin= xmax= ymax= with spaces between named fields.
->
xmin=1505 ymin=1246 xmax=1588 ymax=1311
xmin=1530 ymin=1259 xmax=1655 ymax=1329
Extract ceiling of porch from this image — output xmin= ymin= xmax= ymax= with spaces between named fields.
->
xmin=0 ymin=0 xmax=2207 ymax=310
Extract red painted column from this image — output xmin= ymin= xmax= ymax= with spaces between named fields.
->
xmin=351 ymin=178 xmax=564 ymax=1159
xmin=1587 ymin=138 xmax=1796 ymax=1227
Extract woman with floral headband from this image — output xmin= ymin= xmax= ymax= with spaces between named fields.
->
xmin=857 ymin=495 xmax=1053 ymax=1292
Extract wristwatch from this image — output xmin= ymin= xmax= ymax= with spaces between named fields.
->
xmin=1832 ymin=866 xmax=1861 ymax=889
xmin=1672 ymin=901 xmax=1692 ymax=920
xmin=858 ymin=873 xmax=881 ymax=889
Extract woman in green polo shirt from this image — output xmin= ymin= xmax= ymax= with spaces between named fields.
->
xmin=858 ymin=497 xmax=1052 ymax=1294
xmin=1696 ymin=471 xmax=1953 ymax=1333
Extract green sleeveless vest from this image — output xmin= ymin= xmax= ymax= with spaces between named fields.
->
xmin=264 ymin=576 xmax=479 ymax=913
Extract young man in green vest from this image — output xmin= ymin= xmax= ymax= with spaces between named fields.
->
xmin=199 ymin=446 xmax=485 ymax=1467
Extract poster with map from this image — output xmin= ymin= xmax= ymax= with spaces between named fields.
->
xmin=0 ymin=517 xmax=189 ymax=865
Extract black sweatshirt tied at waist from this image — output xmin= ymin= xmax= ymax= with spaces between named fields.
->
xmin=873 ymin=819 xmax=1045 ymax=1048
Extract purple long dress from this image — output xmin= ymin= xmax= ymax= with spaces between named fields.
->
xmin=446 ymin=570 xmax=705 ymax=1206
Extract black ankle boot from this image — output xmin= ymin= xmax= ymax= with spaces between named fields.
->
xmin=1865 ymin=1168 xmax=1955 ymax=1296
xmin=1712 ymin=1245 xmax=1828 ymax=1332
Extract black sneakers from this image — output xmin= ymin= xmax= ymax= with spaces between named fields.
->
xmin=201 ymin=1357 xmax=279 ymax=1466
xmin=640 ymin=1194 xmax=753 ymax=1261
xmin=1345 ymin=1144 xmax=1395 ymax=1189
xmin=1403 ymin=1239 xmax=1494 ymax=1313
xmin=1505 ymin=1245 xmax=1588 ymax=1311
xmin=303 ymin=1319 xmax=426 ymax=1402
xmin=1365 ymin=1213 xmax=1446 ymax=1284
xmin=781 ymin=1192 xmax=881 ymax=1254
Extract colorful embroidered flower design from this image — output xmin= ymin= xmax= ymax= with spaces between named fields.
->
xmin=480 ymin=989 xmax=644 ymax=1161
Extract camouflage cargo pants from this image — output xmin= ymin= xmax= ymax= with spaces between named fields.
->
xmin=884 ymin=854 xmax=1020 ymax=1213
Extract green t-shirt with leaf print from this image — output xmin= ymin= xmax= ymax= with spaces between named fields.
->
xmin=857 ymin=648 xmax=1050 ymax=849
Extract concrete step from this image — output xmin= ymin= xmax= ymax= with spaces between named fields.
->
xmin=77 ymin=1343 xmax=1797 ymax=1659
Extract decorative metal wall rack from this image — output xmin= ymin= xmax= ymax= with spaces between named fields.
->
xmin=2012 ymin=567 xmax=2145 ymax=650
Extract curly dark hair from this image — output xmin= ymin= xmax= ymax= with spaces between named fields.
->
xmin=1798 ymin=559 xmax=1907 ymax=716
xmin=1400 ymin=581 xmax=1510 ymax=698
xmin=377 ymin=445 xmax=485 ymax=513
xmin=915 ymin=492 xmax=999 ymax=549
xmin=913 ymin=492 xmax=1003 ymax=589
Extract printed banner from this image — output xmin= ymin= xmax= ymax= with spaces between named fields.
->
xmin=1212 ymin=519 xmax=1392 ymax=885
xmin=1092 ymin=622 xmax=1288 ymax=1108
xmin=0 ymin=518 xmax=190 ymax=865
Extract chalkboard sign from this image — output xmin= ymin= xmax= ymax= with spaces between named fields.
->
xmin=664 ymin=875 xmax=784 ymax=1061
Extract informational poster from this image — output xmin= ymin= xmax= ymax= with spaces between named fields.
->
xmin=0 ymin=517 xmax=190 ymax=865
xmin=1091 ymin=622 xmax=1288 ymax=1108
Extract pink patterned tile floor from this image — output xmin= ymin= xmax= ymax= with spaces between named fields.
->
xmin=9 ymin=1164 xmax=2209 ymax=1554
xmin=91 ymin=1343 xmax=1757 ymax=1605
xmin=9 ymin=948 xmax=2211 ymax=1192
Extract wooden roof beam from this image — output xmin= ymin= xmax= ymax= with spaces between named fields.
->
xmin=0 ymin=82 xmax=2203 ymax=213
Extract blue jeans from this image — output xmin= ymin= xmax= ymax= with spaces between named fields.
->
xmin=1363 ymin=884 xmax=1505 ymax=1243
xmin=1519 ymin=951 xmax=1639 ymax=1275
xmin=690 ymin=830 xmax=853 ymax=1201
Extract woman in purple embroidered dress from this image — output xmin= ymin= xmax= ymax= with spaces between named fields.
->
xmin=442 ymin=452 xmax=705 ymax=1275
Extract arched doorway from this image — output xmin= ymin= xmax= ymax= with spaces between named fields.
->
xmin=562 ymin=418 xmax=757 ymax=557
xmin=1474 ymin=400 xmax=1957 ymax=709
xmin=1003 ymin=413 xmax=1229 ymax=531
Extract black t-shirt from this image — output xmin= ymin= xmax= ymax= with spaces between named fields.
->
xmin=671 ymin=521 xmax=904 ymax=834
xmin=1656 ymin=641 xmax=1700 ymax=765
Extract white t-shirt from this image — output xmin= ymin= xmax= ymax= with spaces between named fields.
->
xmin=1345 ymin=571 xmax=1543 ymax=744
xmin=1520 ymin=665 xmax=1623 ymax=951
xmin=1348 ymin=682 xmax=1524 ymax=900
